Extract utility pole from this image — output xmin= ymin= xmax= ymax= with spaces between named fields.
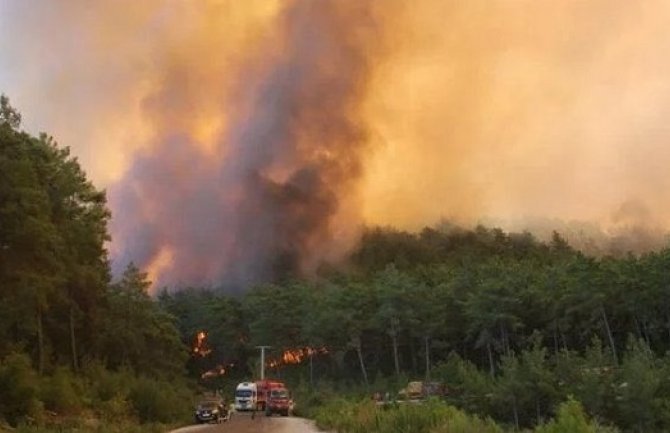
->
xmin=256 ymin=346 xmax=272 ymax=380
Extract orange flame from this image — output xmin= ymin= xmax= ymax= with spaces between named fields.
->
xmin=200 ymin=362 xmax=235 ymax=380
xmin=192 ymin=330 xmax=212 ymax=357
xmin=201 ymin=365 xmax=225 ymax=380
xmin=267 ymin=347 xmax=328 ymax=368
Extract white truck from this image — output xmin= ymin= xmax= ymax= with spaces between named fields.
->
xmin=234 ymin=382 xmax=258 ymax=411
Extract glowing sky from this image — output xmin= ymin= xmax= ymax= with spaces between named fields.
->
xmin=3 ymin=1 xmax=670 ymax=285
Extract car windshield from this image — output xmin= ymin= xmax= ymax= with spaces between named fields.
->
xmin=236 ymin=389 xmax=253 ymax=398
xmin=271 ymin=389 xmax=288 ymax=399
xmin=198 ymin=402 xmax=219 ymax=410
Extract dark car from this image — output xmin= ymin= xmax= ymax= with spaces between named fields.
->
xmin=194 ymin=400 xmax=229 ymax=424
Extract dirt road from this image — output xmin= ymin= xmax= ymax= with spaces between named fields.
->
xmin=169 ymin=412 xmax=325 ymax=433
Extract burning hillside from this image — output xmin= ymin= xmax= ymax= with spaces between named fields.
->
xmin=5 ymin=1 xmax=670 ymax=290
xmin=107 ymin=1 xmax=385 ymax=290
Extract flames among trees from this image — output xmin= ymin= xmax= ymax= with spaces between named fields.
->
xmin=161 ymin=225 xmax=670 ymax=431
xmin=192 ymin=330 xmax=212 ymax=357
xmin=190 ymin=328 xmax=327 ymax=374
xmin=268 ymin=347 xmax=329 ymax=369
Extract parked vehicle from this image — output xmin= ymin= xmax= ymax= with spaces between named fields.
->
xmin=265 ymin=387 xmax=294 ymax=417
xmin=194 ymin=399 xmax=229 ymax=424
xmin=255 ymin=379 xmax=285 ymax=411
xmin=236 ymin=379 xmax=289 ymax=412
xmin=234 ymin=382 xmax=258 ymax=411
xmin=395 ymin=381 xmax=447 ymax=403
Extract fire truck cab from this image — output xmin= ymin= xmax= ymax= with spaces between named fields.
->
xmin=255 ymin=379 xmax=285 ymax=411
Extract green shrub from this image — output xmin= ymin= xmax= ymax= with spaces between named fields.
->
xmin=82 ymin=362 xmax=135 ymax=403
xmin=535 ymin=399 xmax=618 ymax=433
xmin=314 ymin=399 xmax=504 ymax=433
xmin=40 ymin=367 xmax=83 ymax=414
xmin=291 ymin=381 xmax=339 ymax=418
xmin=128 ymin=377 xmax=189 ymax=423
xmin=98 ymin=394 xmax=134 ymax=422
xmin=432 ymin=353 xmax=497 ymax=417
xmin=0 ymin=353 xmax=42 ymax=426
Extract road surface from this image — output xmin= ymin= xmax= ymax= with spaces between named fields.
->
xmin=169 ymin=412 xmax=325 ymax=433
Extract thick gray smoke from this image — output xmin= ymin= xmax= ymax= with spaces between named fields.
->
xmin=6 ymin=0 xmax=670 ymax=287
xmin=109 ymin=1 xmax=382 ymax=290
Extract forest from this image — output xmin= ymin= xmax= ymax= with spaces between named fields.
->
xmin=165 ymin=225 xmax=670 ymax=432
xmin=0 ymin=97 xmax=191 ymax=431
xmin=3 ymin=95 xmax=670 ymax=432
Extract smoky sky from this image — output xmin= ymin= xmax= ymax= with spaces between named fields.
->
xmin=108 ymin=1 xmax=382 ymax=289
xmin=3 ymin=1 xmax=670 ymax=289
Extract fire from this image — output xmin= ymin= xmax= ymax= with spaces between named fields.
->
xmin=200 ymin=362 xmax=235 ymax=380
xmin=9 ymin=1 xmax=670 ymax=291
xmin=192 ymin=330 xmax=212 ymax=357
xmin=267 ymin=347 xmax=328 ymax=368
xmin=201 ymin=365 xmax=225 ymax=380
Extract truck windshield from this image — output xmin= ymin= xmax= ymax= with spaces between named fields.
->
xmin=235 ymin=390 xmax=253 ymax=398
xmin=271 ymin=389 xmax=288 ymax=399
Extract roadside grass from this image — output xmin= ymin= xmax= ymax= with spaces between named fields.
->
xmin=314 ymin=399 xmax=502 ymax=433
xmin=312 ymin=398 xmax=618 ymax=433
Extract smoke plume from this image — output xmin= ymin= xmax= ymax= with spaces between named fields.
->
xmin=107 ymin=1 xmax=385 ymax=289
xmin=3 ymin=1 xmax=670 ymax=288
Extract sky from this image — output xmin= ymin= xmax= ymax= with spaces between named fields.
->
xmin=2 ymin=1 xmax=670 ymax=287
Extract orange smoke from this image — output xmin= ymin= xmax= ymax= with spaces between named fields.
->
xmin=105 ymin=0 xmax=390 ymax=289
xmin=5 ymin=1 xmax=670 ymax=285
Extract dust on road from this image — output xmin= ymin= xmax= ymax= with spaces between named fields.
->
xmin=169 ymin=412 xmax=325 ymax=433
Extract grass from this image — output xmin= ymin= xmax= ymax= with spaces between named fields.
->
xmin=312 ymin=398 xmax=617 ymax=433
xmin=314 ymin=399 xmax=502 ymax=433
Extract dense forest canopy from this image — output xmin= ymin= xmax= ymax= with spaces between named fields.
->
xmin=162 ymin=224 xmax=670 ymax=431
xmin=4 ymin=95 xmax=670 ymax=431
xmin=0 ymin=97 xmax=191 ymax=428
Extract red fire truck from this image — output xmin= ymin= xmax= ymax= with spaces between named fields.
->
xmin=264 ymin=386 xmax=294 ymax=416
xmin=255 ymin=379 xmax=285 ymax=411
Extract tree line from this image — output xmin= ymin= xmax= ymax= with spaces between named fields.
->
xmin=4 ymin=93 xmax=670 ymax=431
xmin=162 ymin=226 xmax=670 ymax=431
xmin=0 ymin=96 xmax=189 ymax=427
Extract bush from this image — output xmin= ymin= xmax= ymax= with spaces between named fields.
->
xmin=314 ymin=399 xmax=503 ymax=433
xmin=98 ymin=394 xmax=134 ymax=422
xmin=40 ymin=367 xmax=83 ymax=414
xmin=128 ymin=377 xmax=190 ymax=423
xmin=82 ymin=362 xmax=135 ymax=403
xmin=535 ymin=399 xmax=618 ymax=433
xmin=432 ymin=353 xmax=497 ymax=417
xmin=291 ymin=380 xmax=339 ymax=418
xmin=0 ymin=353 xmax=42 ymax=426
